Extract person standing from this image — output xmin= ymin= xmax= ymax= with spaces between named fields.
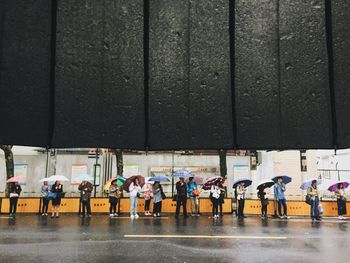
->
xmin=336 ymin=183 xmax=347 ymax=220
xmin=236 ymin=182 xmax=247 ymax=218
xmin=274 ymin=177 xmax=289 ymax=219
xmin=78 ymin=180 xmax=93 ymax=217
xmin=41 ymin=181 xmax=50 ymax=216
xmin=218 ymin=187 xmax=225 ymax=217
xmin=129 ymin=178 xmax=142 ymax=219
xmin=51 ymin=181 xmax=63 ymax=218
xmin=307 ymin=180 xmax=321 ymax=221
xmin=109 ymin=181 xmax=122 ymax=217
xmin=258 ymin=184 xmax=269 ymax=219
xmin=175 ymin=177 xmax=188 ymax=218
xmin=152 ymin=181 xmax=164 ymax=217
xmin=143 ymin=183 xmax=153 ymax=216
xmin=9 ymin=182 xmax=22 ymax=217
xmin=210 ymin=182 xmax=221 ymax=218
xmin=187 ymin=177 xmax=199 ymax=216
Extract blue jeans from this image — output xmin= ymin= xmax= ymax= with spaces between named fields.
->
xmin=311 ymin=198 xmax=319 ymax=219
xmin=130 ymin=196 xmax=138 ymax=216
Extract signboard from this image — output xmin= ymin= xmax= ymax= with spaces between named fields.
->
xmin=124 ymin=164 xmax=139 ymax=176
xmin=14 ymin=164 xmax=28 ymax=178
xmin=71 ymin=164 xmax=88 ymax=185
xmin=233 ymin=164 xmax=250 ymax=179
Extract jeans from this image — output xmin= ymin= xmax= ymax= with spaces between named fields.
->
xmin=42 ymin=197 xmax=49 ymax=214
xmin=337 ymin=198 xmax=347 ymax=215
xmin=81 ymin=198 xmax=91 ymax=216
xmin=212 ymin=198 xmax=219 ymax=216
xmin=175 ymin=195 xmax=187 ymax=216
xmin=130 ymin=196 xmax=138 ymax=216
xmin=278 ymin=199 xmax=288 ymax=216
xmin=9 ymin=197 xmax=19 ymax=214
xmin=238 ymin=199 xmax=245 ymax=216
xmin=153 ymin=201 xmax=162 ymax=214
xmin=311 ymin=198 xmax=320 ymax=219
xmin=190 ymin=197 xmax=199 ymax=215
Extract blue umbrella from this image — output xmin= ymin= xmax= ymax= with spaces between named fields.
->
xmin=148 ymin=176 xmax=171 ymax=183
xmin=232 ymin=178 xmax=252 ymax=188
xmin=271 ymin=175 xmax=292 ymax=185
xmin=300 ymin=178 xmax=322 ymax=190
xmin=173 ymin=170 xmax=194 ymax=178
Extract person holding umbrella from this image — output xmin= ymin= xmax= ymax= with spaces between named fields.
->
xmin=109 ymin=180 xmax=122 ymax=217
xmin=51 ymin=180 xmax=63 ymax=218
xmin=40 ymin=181 xmax=50 ymax=216
xmin=236 ymin=182 xmax=247 ymax=218
xmin=307 ymin=180 xmax=321 ymax=221
xmin=143 ymin=183 xmax=153 ymax=216
xmin=257 ymin=184 xmax=269 ymax=219
xmin=210 ymin=181 xmax=221 ymax=218
xmin=187 ymin=176 xmax=199 ymax=216
xmin=152 ymin=181 xmax=164 ymax=217
xmin=175 ymin=177 xmax=188 ymax=218
xmin=335 ymin=183 xmax=347 ymax=220
xmin=129 ymin=177 xmax=142 ymax=219
xmin=274 ymin=177 xmax=289 ymax=219
xmin=78 ymin=180 xmax=93 ymax=217
xmin=9 ymin=182 xmax=22 ymax=217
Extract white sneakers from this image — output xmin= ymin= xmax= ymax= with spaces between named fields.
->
xmin=130 ymin=215 xmax=135 ymax=219
xmin=130 ymin=214 xmax=139 ymax=219
xmin=109 ymin=213 xmax=114 ymax=217
xmin=134 ymin=214 xmax=139 ymax=219
xmin=338 ymin=216 xmax=346 ymax=220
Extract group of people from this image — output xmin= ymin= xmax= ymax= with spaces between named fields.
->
xmin=7 ymin=176 xmax=348 ymax=221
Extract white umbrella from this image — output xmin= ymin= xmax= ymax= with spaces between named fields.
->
xmin=48 ymin=175 xmax=70 ymax=182
xmin=39 ymin=178 xmax=50 ymax=183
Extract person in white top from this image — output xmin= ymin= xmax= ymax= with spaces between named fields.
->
xmin=129 ymin=178 xmax=142 ymax=219
xmin=210 ymin=181 xmax=221 ymax=218
xmin=236 ymin=182 xmax=247 ymax=218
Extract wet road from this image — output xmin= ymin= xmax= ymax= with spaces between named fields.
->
xmin=0 ymin=214 xmax=348 ymax=263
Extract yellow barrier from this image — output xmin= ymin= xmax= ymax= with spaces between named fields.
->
xmin=0 ymin=198 xmax=348 ymax=217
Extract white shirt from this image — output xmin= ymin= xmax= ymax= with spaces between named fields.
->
xmin=236 ymin=185 xmax=246 ymax=200
xmin=129 ymin=182 xmax=141 ymax=197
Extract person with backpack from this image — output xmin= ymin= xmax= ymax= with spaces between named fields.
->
xmin=78 ymin=180 xmax=93 ymax=217
xmin=258 ymin=184 xmax=269 ymax=219
xmin=9 ymin=182 xmax=22 ymax=217
xmin=307 ymin=180 xmax=321 ymax=221
xmin=187 ymin=177 xmax=199 ymax=216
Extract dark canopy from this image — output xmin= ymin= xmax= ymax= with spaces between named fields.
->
xmin=0 ymin=0 xmax=349 ymax=150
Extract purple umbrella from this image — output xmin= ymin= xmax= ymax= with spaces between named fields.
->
xmin=123 ymin=175 xmax=145 ymax=192
xmin=328 ymin=181 xmax=349 ymax=192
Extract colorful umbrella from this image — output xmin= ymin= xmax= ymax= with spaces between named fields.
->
xmin=300 ymin=178 xmax=322 ymax=190
xmin=173 ymin=170 xmax=194 ymax=178
xmin=123 ymin=175 xmax=145 ymax=192
xmin=202 ymin=176 xmax=226 ymax=190
xmin=256 ymin=179 xmax=275 ymax=190
xmin=185 ymin=175 xmax=205 ymax=185
xmin=232 ymin=178 xmax=252 ymax=188
xmin=103 ymin=176 xmax=127 ymax=192
xmin=7 ymin=176 xmax=26 ymax=183
xmin=148 ymin=175 xmax=171 ymax=183
xmin=271 ymin=175 xmax=292 ymax=185
xmin=328 ymin=181 xmax=350 ymax=192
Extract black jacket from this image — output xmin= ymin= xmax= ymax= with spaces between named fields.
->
xmin=10 ymin=184 xmax=22 ymax=196
xmin=176 ymin=181 xmax=187 ymax=196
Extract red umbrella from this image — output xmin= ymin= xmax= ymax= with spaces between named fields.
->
xmin=123 ymin=175 xmax=145 ymax=192
xmin=202 ymin=176 xmax=226 ymax=190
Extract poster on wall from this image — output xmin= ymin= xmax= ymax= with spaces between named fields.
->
xmin=124 ymin=164 xmax=139 ymax=177
xmin=233 ymin=164 xmax=250 ymax=179
xmin=71 ymin=164 xmax=88 ymax=185
xmin=14 ymin=164 xmax=28 ymax=184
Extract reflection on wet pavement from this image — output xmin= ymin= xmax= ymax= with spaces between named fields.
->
xmin=0 ymin=214 xmax=348 ymax=262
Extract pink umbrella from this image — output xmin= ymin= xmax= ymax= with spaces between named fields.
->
xmin=328 ymin=181 xmax=349 ymax=192
xmin=7 ymin=176 xmax=26 ymax=183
